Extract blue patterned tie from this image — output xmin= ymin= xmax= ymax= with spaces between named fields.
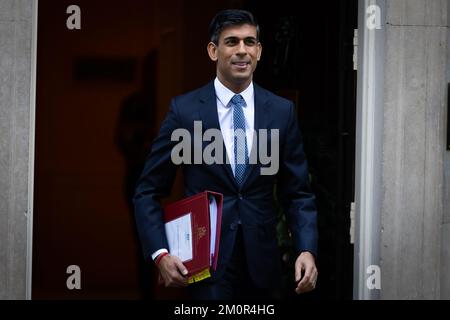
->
xmin=231 ymin=94 xmax=248 ymax=186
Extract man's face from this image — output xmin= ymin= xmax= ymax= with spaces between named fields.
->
xmin=207 ymin=24 xmax=262 ymax=91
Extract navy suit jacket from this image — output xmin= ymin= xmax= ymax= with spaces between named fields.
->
xmin=133 ymin=81 xmax=317 ymax=288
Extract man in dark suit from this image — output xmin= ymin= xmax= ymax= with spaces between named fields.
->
xmin=133 ymin=9 xmax=318 ymax=299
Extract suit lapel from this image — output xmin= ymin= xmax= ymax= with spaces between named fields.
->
xmin=198 ymin=81 xmax=237 ymax=188
xmin=240 ymin=83 xmax=270 ymax=188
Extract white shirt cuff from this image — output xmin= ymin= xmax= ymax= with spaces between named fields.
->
xmin=151 ymin=248 xmax=169 ymax=261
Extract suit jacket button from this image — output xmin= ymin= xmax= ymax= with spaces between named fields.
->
xmin=238 ymin=193 xmax=243 ymax=200
xmin=230 ymin=223 xmax=236 ymax=230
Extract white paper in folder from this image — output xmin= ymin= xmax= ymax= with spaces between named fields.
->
xmin=164 ymin=212 xmax=193 ymax=262
xmin=209 ymin=196 xmax=218 ymax=265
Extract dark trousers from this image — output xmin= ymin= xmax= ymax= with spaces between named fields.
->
xmin=187 ymin=225 xmax=278 ymax=300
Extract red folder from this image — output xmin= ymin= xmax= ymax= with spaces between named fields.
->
xmin=163 ymin=190 xmax=223 ymax=283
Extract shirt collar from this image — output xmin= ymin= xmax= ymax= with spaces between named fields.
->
xmin=214 ymin=77 xmax=253 ymax=108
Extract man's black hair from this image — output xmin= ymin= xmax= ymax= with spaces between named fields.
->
xmin=208 ymin=9 xmax=260 ymax=45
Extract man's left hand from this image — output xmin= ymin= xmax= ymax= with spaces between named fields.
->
xmin=294 ymin=251 xmax=318 ymax=294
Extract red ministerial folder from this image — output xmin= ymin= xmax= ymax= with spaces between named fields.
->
xmin=163 ymin=190 xmax=223 ymax=283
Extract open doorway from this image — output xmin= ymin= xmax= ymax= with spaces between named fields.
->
xmin=245 ymin=0 xmax=358 ymax=299
xmin=32 ymin=0 xmax=357 ymax=299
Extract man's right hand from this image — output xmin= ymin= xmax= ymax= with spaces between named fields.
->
xmin=157 ymin=254 xmax=189 ymax=287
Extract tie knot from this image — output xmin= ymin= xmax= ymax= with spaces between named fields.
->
xmin=231 ymin=94 xmax=246 ymax=107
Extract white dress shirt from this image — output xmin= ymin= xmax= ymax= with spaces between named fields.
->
xmin=214 ymin=77 xmax=254 ymax=175
xmin=152 ymin=78 xmax=255 ymax=261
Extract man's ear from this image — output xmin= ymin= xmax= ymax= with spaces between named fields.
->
xmin=207 ymin=42 xmax=218 ymax=62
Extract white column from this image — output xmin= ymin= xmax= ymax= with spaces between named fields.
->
xmin=0 ymin=0 xmax=37 ymax=300
xmin=381 ymin=0 xmax=446 ymax=299
xmin=441 ymin=0 xmax=450 ymax=301
xmin=355 ymin=0 xmax=447 ymax=300
xmin=354 ymin=0 xmax=385 ymax=300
